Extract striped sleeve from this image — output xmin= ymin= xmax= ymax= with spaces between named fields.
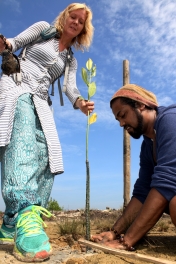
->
xmin=8 ymin=21 xmax=50 ymax=52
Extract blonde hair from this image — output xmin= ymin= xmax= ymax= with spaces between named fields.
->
xmin=53 ymin=3 xmax=94 ymax=51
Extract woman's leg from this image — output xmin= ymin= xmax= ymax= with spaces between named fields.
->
xmin=1 ymin=93 xmax=53 ymax=226
xmin=35 ymin=111 xmax=54 ymax=208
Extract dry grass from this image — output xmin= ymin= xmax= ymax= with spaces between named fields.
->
xmin=91 ymin=217 xmax=116 ymax=232
xmin=153 ymin=219 xmax=170 ymax=232
xmin=57 ymin=218 xmax=86 ymax=239
xmin=56 ymin=209 xmax=123 ymax=239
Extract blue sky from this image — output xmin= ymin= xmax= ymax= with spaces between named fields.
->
xmin=0 ymin=0 xmax=176 ymax=211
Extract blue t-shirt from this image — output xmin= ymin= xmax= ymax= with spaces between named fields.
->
xmin=132 ymin=104 xmax=176 ymax=203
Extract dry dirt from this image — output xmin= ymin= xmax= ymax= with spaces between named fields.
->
xmin=0 ymin=210 xmax=176 ymax=264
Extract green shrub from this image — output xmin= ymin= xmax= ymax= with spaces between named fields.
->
xmin=47 ymin=197 xmax=62 ymax=212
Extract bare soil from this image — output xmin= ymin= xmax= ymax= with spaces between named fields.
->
xmin=0 ymin=210 xmax=176 ymax=264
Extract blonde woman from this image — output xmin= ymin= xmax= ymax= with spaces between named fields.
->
xmin=0 ymin=3 xmax=94 ymax=262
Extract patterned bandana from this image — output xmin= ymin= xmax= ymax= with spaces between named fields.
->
xmin=110 ymin=84 xmax=158 ymax=109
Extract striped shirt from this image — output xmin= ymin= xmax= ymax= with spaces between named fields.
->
xmin=0 ymin=21 xmax=81 ymax=174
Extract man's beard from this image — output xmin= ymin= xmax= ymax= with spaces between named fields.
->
xmin=128 ymin=109 xmax=143 ymax=139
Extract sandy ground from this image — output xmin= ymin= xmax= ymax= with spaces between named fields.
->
xmin=0 ymin=213 xmax=176 ymax=264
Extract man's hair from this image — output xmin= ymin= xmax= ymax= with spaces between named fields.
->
xmin=53 ymin=3 xmax=94 ymax=51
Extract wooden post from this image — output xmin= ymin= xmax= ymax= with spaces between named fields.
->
xmin=123 ymin=60 xmax=131 ymax=209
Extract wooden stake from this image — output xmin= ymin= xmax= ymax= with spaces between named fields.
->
xmin=123 ymin=60 xmax=131 ymax=209
xmin=79 ymin=239 xmax=175 ymax=264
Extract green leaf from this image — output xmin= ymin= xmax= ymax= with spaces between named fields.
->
xmin=91 ymin=65 xmax=96 ymax=77
xmin=86 ymin=58 xmax=93 ymax=71
xmin=88 ymin=82 xmax=96 ymax=97
xmin=81 ymin=67 xmax=88 ymax=85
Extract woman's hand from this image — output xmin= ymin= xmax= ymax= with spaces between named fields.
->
xmin=76 ymin=98 xmax=94 ymax=115
xmin=0 ymin=36 xmax=11 ymax=53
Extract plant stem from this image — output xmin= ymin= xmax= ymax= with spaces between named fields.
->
xmin=86 ymin=111 xmax=90 ymax=161
xmin=85 ymin=69 xmax=91 ymax=241
xmin=85 ymin=159 xmax=90 ymax=240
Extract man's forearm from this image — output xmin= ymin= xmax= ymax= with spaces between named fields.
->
xmin=112 ymin=197 xmax=143 ymax=234
xmin=124 ymin=188 xmax=168 ymax=247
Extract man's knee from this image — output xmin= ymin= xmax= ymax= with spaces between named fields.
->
xmin=169 ymin=196 xmax=176 ymax=226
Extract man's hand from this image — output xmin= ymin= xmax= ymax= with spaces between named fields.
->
xmin=99 ymin=240 xmax=126 ymax=249
xmin=91 ymin=231 xmax=116 ymax=243
xmin=91 ymin=232 xmax=128 ymax=250
xmin=91 ymin=198 xmax=143 ymax=250
xmin=76 ymin=98 xmax=94 ymax=115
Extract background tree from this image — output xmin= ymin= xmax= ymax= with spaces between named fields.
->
xmin=47 ymin=197 xmax=62 ymax=213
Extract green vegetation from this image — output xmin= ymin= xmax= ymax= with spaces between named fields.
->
xmin=47 ymin=197 xmax=62 ymax=213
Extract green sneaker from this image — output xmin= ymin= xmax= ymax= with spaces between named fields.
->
xmin=0 ymin=223 xmax=15 ymax=245
xmin=13 ymin=205 xmax=53 ymax=262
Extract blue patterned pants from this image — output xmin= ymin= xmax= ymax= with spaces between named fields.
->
xmin=0 ymin=94 xmax=54 ymax=226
